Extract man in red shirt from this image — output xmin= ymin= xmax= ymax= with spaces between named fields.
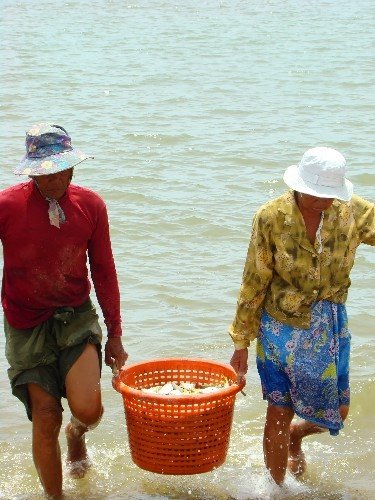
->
xmin=0 ymin=123 xmax=128 ymax=498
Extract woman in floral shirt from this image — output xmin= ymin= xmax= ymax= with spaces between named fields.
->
xmin=229 ymin=147 xmax=374 ymax=486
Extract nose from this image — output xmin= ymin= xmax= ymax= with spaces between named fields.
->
xmin=47 ymin=173 xmax=68 ymax=185
xmin=320 ymin=199 xmax=334 ymax=209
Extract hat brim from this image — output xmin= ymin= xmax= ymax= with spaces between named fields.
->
xmin=13 ymin=148 xmax=93 ymax=176
xmin=283 ymin=164 xmax=353 ymax=202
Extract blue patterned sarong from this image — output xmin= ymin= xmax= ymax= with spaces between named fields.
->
xmin=256 ymin=300 xmax=351 ymax=436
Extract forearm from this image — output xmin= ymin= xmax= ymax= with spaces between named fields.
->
xmin=90 ymin=259 xmax=122 ymax=337
xmin=88 ymin=207 xmax=123 ymax=337
xmin=229 ymin=212 xmax=273 ymax=347
xmin=102 ymin=294 xmax=122 ymax=337
xmin=229 ymin=292 xmax=265 ymax=347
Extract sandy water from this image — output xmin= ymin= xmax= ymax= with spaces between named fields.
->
xmin=0 ymin=1 xmax=374 ymax=498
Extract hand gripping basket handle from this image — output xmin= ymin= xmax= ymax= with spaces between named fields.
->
xmin=112 ymin=371 xmax=126 ymax=393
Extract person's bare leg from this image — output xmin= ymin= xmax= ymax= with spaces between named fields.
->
xmin=28 ymin=383 xmax=63 ymax=498
xmin=263 ymin=404 xmax=295 ymax=485
xmin=65 ymin=342 xmax=102 ymax=478
xmin=288 ymin=420 xmax=325 ymax=476
xmin=288 ymin=404 xmax=349 ymax=477
xmin=65 ymin=420 xmax=89 ymax=478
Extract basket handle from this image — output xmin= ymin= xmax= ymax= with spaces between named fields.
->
xmin=111 ymin=367 xmax=127 ymax=394
xmin=235 ymin=378 xmax=246 ymax=396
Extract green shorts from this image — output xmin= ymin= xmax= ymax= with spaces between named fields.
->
xmin=4 ymin=298 xmax=102 ymax=421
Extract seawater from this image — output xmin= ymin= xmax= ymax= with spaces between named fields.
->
xmin=0 ymin=1 xmax=374 ymax=498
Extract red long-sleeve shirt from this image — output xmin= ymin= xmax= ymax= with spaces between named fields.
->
xmin=0 ymin=180 xmax=122 ymax=337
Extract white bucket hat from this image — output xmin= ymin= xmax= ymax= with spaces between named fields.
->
xmin=283 ymin=146 xmax=353 ymax=201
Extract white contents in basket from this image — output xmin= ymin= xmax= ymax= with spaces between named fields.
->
xmin=140 ymin=378 xmax=231 ymax=396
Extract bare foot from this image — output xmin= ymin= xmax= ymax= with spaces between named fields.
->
xmin=288 ymin=423 xmax=307 ymax=477
xmin=65 ymin=422 xmax=91 ymax=479
xmin=288 ymin=451 xmax=306 ymax=477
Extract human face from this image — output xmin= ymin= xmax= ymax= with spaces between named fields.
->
xmin=296 ymin=192 xmax=334 ymax=213
xmin=33 ymin=168 xmax=73 ymax=200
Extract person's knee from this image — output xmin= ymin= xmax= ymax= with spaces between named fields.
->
xmin=32 ymin=400 xmax=63 ymax=437
xmin=71 ymin=403 xmax=103 ymax=429
xmin=28 ymin=384 xmax=63 ymax=437
xmin=266 ymin=404 xmax=294 ymax=428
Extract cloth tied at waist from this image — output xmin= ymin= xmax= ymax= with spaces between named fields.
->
xmin=53 ymin=306 xmax=75 ymax=324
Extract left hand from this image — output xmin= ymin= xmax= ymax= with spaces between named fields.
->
xmin=104 ymin=337 xmax=128 ymax=371
xmin=230 ymin=348 xmax=248 ymax=386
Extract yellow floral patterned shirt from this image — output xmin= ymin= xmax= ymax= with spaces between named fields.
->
xmin=229 ymin=190 xmax=375 ymax=348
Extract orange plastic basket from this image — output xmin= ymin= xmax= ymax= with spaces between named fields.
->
xmin=112 ymin=358 xmax=244 ymax=475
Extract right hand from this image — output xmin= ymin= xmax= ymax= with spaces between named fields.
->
xmin=104 ymin=337 xmax=128 ymax=372
xmin=230 ymin=348 xmax=248 ymax=385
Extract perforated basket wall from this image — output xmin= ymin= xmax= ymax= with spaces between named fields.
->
xmin=113 ymin=358 xmax=243 ymax=475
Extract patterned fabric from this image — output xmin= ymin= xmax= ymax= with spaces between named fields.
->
xmin=14 ymin=123 xmax=92 ymax=176
xmin=229 ymin=190 xmax=375 ymax=348
xmin=26 ymin=125 xmax=72 ymax=158
xmin=46 ymin=198 xmax=66 ymax=228
xmin=256 ymin=301 xmax=351 ymax=435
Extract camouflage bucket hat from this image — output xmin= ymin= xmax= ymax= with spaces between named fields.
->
xmin=14 ymin=123 xmax=93 ymax=176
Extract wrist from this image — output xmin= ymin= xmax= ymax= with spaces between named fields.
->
xmin=234 ymin=342 xmax=248 ymax=350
